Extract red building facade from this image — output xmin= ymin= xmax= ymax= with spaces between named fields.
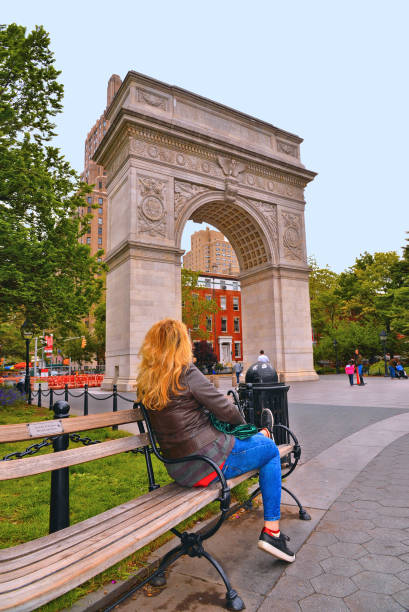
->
xmin=191 ymin=274 xmax=243 ymax=364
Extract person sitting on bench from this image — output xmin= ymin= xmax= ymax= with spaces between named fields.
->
xmin=136 ymin=318 xmax=296 ymax=563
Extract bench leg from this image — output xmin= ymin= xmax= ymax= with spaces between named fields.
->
xmin=200 ymin=551 xmax=245 ymax=611
xmin=149 ymin=543 xmax=184 ymax=586
xmin=281 ymin=484 xmax=311 ymax=520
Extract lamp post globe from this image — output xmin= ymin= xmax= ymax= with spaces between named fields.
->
xmin=20 ymin=322 xmax=34 ymax=395
xmin=379 ymin=330 xmax=388 ymax=377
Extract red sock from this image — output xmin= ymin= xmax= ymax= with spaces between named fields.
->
xmin=263 ymin=527 xmax=280 ymax=538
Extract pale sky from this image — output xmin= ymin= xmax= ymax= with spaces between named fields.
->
xmin=4 ymin=0 xmax=408 ymax=272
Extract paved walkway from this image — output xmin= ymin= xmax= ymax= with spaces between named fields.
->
xmin=267 ymin=433 xmax=409 ymax=612
xmin=65 ymin=375 xmax=409 ymax=611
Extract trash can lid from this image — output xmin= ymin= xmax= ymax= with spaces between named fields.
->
xmin=245 ymin=362 xmax=279 ymax=384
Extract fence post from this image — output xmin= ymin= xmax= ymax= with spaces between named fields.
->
xmin=84 ymin=384 xmax=88 ymax=416
xmin=49 ymin=400 xmax=70 ymax=533
xmin=38 ymin=383 xmax=42 ymax=408
xmin=64 ymin=384 xmax=68 ymax=402
xmin=112 ymin=384 xmax=118 ymax=431
xmin=49 ymin=388 xmax=54 ymax=410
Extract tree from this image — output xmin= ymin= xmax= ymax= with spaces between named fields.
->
xmin=0 ymin=24 xmax=105 ymax=334
xmin=193 ymin=340 xmax=218 ymax=372
xmin=181 ymin=269 xmax=218 ymax=340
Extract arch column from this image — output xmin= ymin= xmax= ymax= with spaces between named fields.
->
xmin=240 ymin=264 xmax=317 ymax=381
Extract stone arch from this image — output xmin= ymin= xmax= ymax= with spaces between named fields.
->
xmin=94 ymin=70 xmax=318 ymax=389
xmin=175 ymin=189 xmax=279 ymax=272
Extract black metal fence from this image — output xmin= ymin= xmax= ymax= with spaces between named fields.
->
xmin=28 ymin=384 xmax=135 ymax=429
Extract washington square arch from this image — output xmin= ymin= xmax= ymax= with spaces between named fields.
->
xmin=94 ymin=72 xmax=318 ymax=391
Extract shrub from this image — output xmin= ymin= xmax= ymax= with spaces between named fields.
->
xmin=0 ymin=385 xmax=25 ymax=407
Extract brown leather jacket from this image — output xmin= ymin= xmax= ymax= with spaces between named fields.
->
xmin=147 ymin=364 xmax=245 ymax=459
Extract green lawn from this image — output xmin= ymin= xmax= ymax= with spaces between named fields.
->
xmin=0 ymin=401 xmax=250 ymax=611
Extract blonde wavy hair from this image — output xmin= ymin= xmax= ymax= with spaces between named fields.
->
xmin=136 ymin=318 xmax=193 ymax=411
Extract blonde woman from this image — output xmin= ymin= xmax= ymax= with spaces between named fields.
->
xmin=136 ymin=318 xmax=295 ymax=563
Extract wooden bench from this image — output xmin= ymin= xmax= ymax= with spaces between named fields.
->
xmin=0 ymin=400 xmax=305 ymax=612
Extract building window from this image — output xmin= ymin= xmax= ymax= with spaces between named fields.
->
xmin=98 ymin=197 xmax=103 ymax=204
xmin=98 ymin=237 xmax=102 ymax=245
xmin=234 ymin=342 xmax=241 ymax=358
xmin=87 ymin=196 xmax=92 ymax=204
xmin=98 ymin=227 xmax=102 ymax=235
xmin=98 ymin=217 xmax=103 ymax=224
xmin=98 ymin=207 xmax=103 ymax=214
xmin=234 ymin=318 xmax=240 ymax=332
xmin=233 ymin=297 xmax=239 ymax=311
xmin=87 ymin=206 xmax=91 ymax=213
xmin=205 ymin=295 xmax=212 ymax=302
xmin=205 ymin=278 xmax=211 ymax=288
xmin=98 ymin=181 xmax=102 ymax=189
xmin=232 ymin=281 xmax=239 ymax=291
xmin=97 ymin=257 xmax=102 ymax=262
xmin=86 ymin=237 xmax=91 ymax=245
xmin=220 ymin=296 xmax=226 ymax=310
xmin=206 ymin=317 xmax=212 ymax=331
xmin=221 ymin=317 xmax=227 ymax=332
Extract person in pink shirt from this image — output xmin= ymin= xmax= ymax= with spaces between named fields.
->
xmin=345 ymin=360 xmax=355 ymax=386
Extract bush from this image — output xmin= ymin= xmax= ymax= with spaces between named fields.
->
xmin=369 ymin=362 xmax=386 ymax=376
xmin=0 ymin=385 xmax=25 ymax=407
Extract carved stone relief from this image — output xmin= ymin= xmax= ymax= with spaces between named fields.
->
xmin=137 ymin=87 xmax=168 ymax=111
xmin=281 ymin=212 xmax=304 ymax=261
xmin=174 ymin=181 xmax=209 ymax=220
xmin=250 ymin=200 xmax=278 ymax=244
xmin=277 ymin=140 xmax=298 ymax=157
xmin=138 ymin=177 xmax=167 ymax=237
xmin=217 ymin=156 xmax=246 ymax=203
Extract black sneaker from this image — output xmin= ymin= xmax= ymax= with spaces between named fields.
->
xmin=257 ymin=530 xmax=295 ymax=562
xmin=260 ymin=409 xmax=274 ymax=441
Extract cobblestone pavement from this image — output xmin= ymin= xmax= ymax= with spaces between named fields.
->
xmin=262 ymin=433 xmax=409 ymax=612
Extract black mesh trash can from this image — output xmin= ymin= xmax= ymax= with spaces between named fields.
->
xmin=238 ymin=362 xmax=290 ymax=446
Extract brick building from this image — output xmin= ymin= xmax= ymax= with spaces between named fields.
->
xmin=79 ymin=74 xmax=122 ymax=259
xmin=183 ymin=227 xmax=239 ymax=275
xmin=189 ymin=273 xmax=243 ymax=364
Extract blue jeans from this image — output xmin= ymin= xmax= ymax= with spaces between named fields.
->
xmin=221 ymin=433 xmax=282 ymax=521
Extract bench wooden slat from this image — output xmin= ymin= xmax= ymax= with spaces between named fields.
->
xmin=0 ymin=434 xmax=149 ymax=480
xmin=0 ymin=486 xmax=198 ymax=571
xmin=0 ymin=473 xmax=256 ymax=611
xmin=0 ymin=444 xmax=294 ymax=611
xmin=0 ymin=408 xmax=142 ymax=443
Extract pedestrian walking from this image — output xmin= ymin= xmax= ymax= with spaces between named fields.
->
xmin=354 ymin=350 xmax=365 ymax=385
xmin=345 ymin=360 xmax=355 ymax=386
xmin=257 ymin=350 xmax=270 ymax=364
xmin=233 ymin=361 xmax=243 ymax=384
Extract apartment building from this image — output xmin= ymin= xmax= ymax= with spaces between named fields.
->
xmin=183 ymin=227 xmax=240 ymax=275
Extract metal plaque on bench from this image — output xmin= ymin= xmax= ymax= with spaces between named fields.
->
xmin=27 ymin=420 xmax=63 ymax=437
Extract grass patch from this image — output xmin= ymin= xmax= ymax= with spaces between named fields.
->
xmin=1 ymin=403 xmax=254 ymax=612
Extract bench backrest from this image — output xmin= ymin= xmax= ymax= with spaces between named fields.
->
xmin=0 ymin=406 xmax=149 ymax=481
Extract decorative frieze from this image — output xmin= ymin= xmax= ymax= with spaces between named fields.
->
xmin=125 ymin=126 xmax=308 ymax=196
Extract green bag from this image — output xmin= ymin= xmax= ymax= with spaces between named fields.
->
xmin=210 ymin=414 xmax=258 ymax=440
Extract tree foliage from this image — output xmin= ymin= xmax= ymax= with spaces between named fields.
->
xmin=309 ymin=238 xmax=409 ymax=365
xmin=0 ymin=24 xmax=105 ymax=334
xmin=181 ymin=269 xmax=218 ymax=340
xmin=193 ymin=340 xmax=218 ymax=371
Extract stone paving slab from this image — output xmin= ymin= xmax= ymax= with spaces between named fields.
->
xmin=267 ymin=433 xmax=409 ymax=612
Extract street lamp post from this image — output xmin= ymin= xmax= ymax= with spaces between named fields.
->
xmin=20 ymin=321 xmax=34 ymax=395
xmin=379 ymin=330 xmax=388 ymax=377
xmin=333 ymin=339 xmax=339 ymax=374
